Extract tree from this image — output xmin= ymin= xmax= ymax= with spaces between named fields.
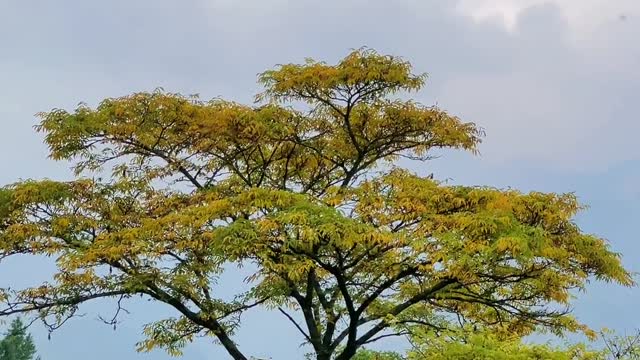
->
xmin=359 ymin=339 xmax=595 ymax=360
xmin=350 ymin=328 xmax=640 ymax=360
xmin=600 ymin=330 xmax=640 ymax=359
xmin=0 ymin=48 xmax=633 ymax=360
xmin=405 ymin=327 xmax=600 ymax=360
xmin=0 ymin=318 xmax=38 ymax=360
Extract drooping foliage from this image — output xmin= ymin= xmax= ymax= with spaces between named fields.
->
xmin=0 ymin=49 xmax=633 ymax=360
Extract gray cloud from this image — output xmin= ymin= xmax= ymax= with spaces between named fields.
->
xmin=4 ymin=0 xmax=637 ymax=171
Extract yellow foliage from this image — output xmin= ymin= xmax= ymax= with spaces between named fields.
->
xmin=0 ymin=49 xmax=632 ymax=360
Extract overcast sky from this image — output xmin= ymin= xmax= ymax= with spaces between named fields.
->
xmin=1 ymin=0 xmax=638 ymax=359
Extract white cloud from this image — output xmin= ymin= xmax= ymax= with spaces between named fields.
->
xmin=455 ymin=0 xmax=639 ymax=35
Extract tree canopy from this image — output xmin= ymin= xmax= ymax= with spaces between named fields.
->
xmin=0 ymin=319 xmax=38 ymax=360
xmin=0 ymin=48 xmax=633 ymax=360
xmin=352 ymin=328 xmax=640 ymax=360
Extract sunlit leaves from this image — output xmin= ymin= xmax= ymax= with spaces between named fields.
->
xmin=257 ymin=48 xmax=425 ymax=105
xmin=407 ymin=329 xmax=602 ymax=360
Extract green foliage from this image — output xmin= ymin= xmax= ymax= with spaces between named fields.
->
xmin=0 ymin=48 xmax=633 ymax=360
xmin=405 ymin=329 xmax=599 ymax=360
xmin=338 ymin=328 xmax=640 ymax=360
xmin=0 ymin=319 xmax=38 ymax=360
xmin=350 ymin=348 xmax=405 ymax=360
